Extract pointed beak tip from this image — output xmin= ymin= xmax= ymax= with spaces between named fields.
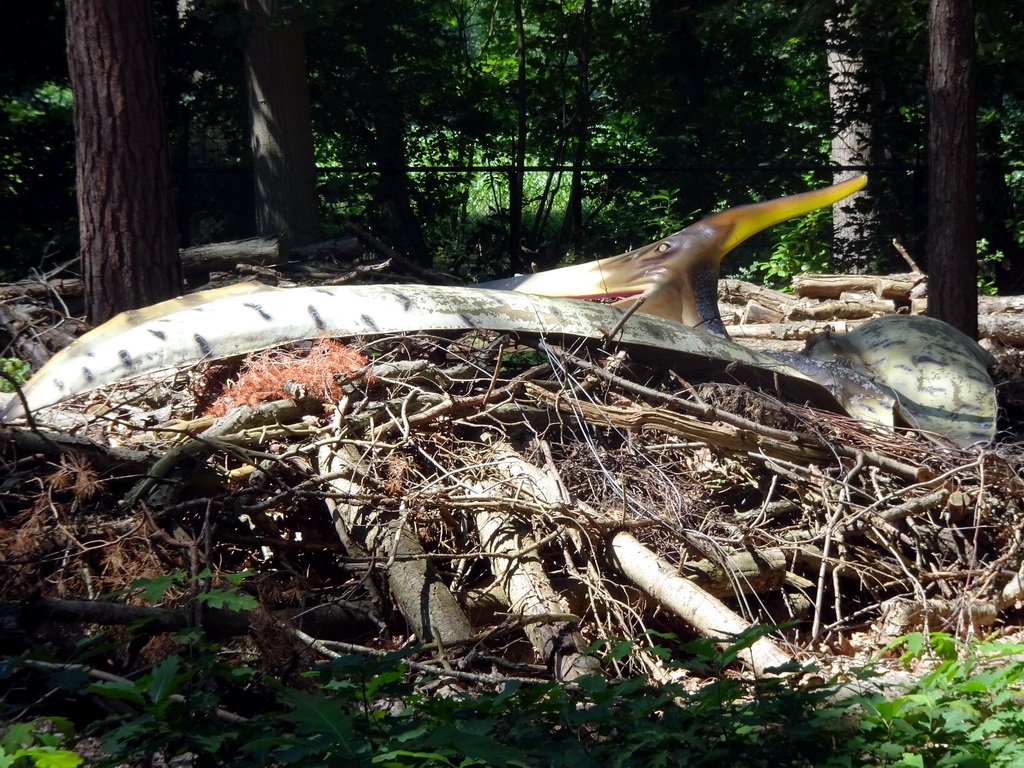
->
xmin=848 ymin=173 xmax=868 ymax=191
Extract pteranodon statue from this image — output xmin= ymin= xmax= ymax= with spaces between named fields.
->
xmin=476 ymin=174 xmax=996 ymax=447
xmin=0 ymin=175 xmax=996 ymax=448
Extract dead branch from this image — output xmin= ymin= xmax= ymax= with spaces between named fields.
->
xmin=342 ymin=220 xmax=461 ymax=286
xmin=474 ymin=443 xmax=603 ymax=681
xmin=3 ymin=286 xmax=1023 ymax=694
xmin=609 ymin=531 xmax=794 ymax=676
xmin=317 ymin=439 xmax=475 ymax=647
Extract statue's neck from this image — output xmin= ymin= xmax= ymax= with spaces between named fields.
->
xmin=693 ymin=267 xmax=728 ymax=338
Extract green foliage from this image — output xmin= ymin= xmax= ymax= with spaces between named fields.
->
xmin=8 ymin=623 xmax=1024 ymax=767
xmin=5 ymin=0 xmax=1024 ymax=283
xmin=129 ymin=569 xmax=258 ymax=612
xmin=0 ymin=1 xmax=77 ymax=277
xmin=737 ymin=205 xmax=833 ymax=291
xmin=645 ymin=189 xmax=698 ymax=237
xmin=0 ymin=358 xmax=30 ymax=393
xmin=976 ymin=238 xmax=1005 ymax=296
xmin=0 ymin=719 xmax=82 ymax=768
xmin=851 ymin=632 xmax=1024 ymax=767
xmin=0 ymin=81 xmax=76 ymax=277
xmin=500 ymin=348 xmax=548 ymax=374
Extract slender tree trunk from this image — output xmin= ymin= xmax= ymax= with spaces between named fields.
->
xmin=558 ymin=0 xmax=592 ymax=260
xmin=927 ymin=0 xmax=977 ymax=337
xmin=65 ymin=0 xmax=180 ymax=324
xmin=826 ymin=0 xmax=876 ymax=273
xmin=509 ymin=0 xmax=527 ymax=273
xmin=243 ymin=0 xmax=321 ymax=247
xmin=361 ymin=33 xmax=430 ymax=266
xmin=175 ymin=1 xmax=252 ymax=246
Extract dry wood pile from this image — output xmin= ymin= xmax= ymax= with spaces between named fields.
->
xmin=3 ymin=255 xmax=1024 ymax=686
xmin=720 ymin=276 xmax=1024 ymax=346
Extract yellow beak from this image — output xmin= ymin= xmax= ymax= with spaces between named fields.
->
xmin=476 ymin=174 xmax=867 ymax=329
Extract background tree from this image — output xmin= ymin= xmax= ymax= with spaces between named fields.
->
xmin=5 ymin=0 xmax=1024 ymax=298
xmin=826 ymin=0 xmax=878 ymax=273
xmin=243 ymin=0 xmax=321 ymax=247
xmin=166 ymin=1 xmax=252 ymax=246
xmin=926 ymin=0 xmax=978 ymax=336
xmin=65 ymin=0 xmax=180 ymax=324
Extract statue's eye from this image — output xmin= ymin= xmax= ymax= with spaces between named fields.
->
xmin=656 ymin=242 xmax=670 ymax=253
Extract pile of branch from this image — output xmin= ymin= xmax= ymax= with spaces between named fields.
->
xmin=3 ymin=324 xmax=1023 ymax=683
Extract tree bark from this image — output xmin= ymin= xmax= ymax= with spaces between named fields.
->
xmin=557 ymin=0 xmax=592 ymax=262
xmin=826 ymin=0 xmax=877 ymax=273
xmin=474 ymin=444 xmax=603 ymax=681
xmin=243 ymin=0 xmax=321 ymax=247
xmin=65 ymin=0 xmax=181 ymax=324
xmin=509 ymin=0 xmax=528 ymax=273
xmin=610 ymin=532 xmax=793 ymax=676
xmin=927 ymin=0 xmax=977 ymax=337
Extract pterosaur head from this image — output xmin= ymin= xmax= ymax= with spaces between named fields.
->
xmin=477 ymin=174 xmax=867 ymax=334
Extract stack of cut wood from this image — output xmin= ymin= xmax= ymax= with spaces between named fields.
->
xmin=719 ymin=274 xmax=1024 ymax=346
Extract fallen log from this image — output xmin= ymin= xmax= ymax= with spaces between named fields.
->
xmin=0 ymin=236 xmax=363 ymax=303
xmin=786 ymin=297 xmax=895 ymax=321
xmin=980 ymin=295 xmax=1024 ymax=314
xmin=474 ymin=445 xmax=602 ymax=681
xmin=979 ymin=314 xmax=1024 ymax=345
xmin=793 ymin=274 xmax=917 ymax=301
xmin=719 ymin=279 xmax=797 ymax=312
xmin=180 ymin=235 xmax=287 ymax=274
xmin=182 ymin=235 xmax=360 ymax=275
xmin=609 ymin=531 xmax=794 ymax=676
xmin=318 ymin=441 xmax=475 ymax=647
xmin=0 ymin=278 xmax=85 ymax=301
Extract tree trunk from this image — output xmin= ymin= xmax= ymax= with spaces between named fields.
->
xmin=359 ymin=15 xmax=430 ymax=266
xmin=65 ymin=0 xmax=181 ymax=325
xmin=826 ymin=0 xmax=876 ymax=273
xmin=557 ymin=0 xmax=592 ymax=262
xmin=243 ymin=0 xmax=321 ymax=248
xmin=509 ymin=0 xmax=527 ymax=273
xmin=927 ymin=0 xmax=977 ymax=337
xmin=175 ymin=1 xmax=252 ymax=247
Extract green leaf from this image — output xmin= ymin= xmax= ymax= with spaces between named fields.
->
xmin=147 ymin=655 xmax=183 ymax=704
xmin=426 ymin=723 xmax=524 ymax=766
xmin=132 ymin=574 xmax=183 ymax=604
xmin=13 ymin=746 xmax=83 ymax=768
xmin=219 ymin=570 xmax=255 ymax=586
xmin=276 ymin=687 xmax=354 ymax=745
xmin=196 ymin=589 xmax=258 ymax=612
xmin=1 ymin=723 xmax=36 ymax=751
xmin=88 ymin=679 xmax=146 ymax=706
xmin=372 ymin=750 xmax=455 ymax=766
xmin=871 ymin=699 xmax=905 ymax=721
xmin=0 ymin=358 xmax=30 ymax=392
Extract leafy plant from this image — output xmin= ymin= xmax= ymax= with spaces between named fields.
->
xmin=0 ymin=719 xmax=82 ymax=768
xmin=743 ymin=205 xmax=833 ymax=291
xmin=852 ymin=632 xmax=1024 ymax=767
xmin=129 ymin=569 xmax=258 ymax=613
xmin=500 ymin=348 xmax=548 ymax=374
xmin=646 ymin=188 xmax=697 ymax=235
xmin=977 ymin=238 xmax=1005 ymax=295
xmin=0 ymin=357 xmax=30 ymax=394
xmin=10 ymin=620 xmax=1024 ymax=767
